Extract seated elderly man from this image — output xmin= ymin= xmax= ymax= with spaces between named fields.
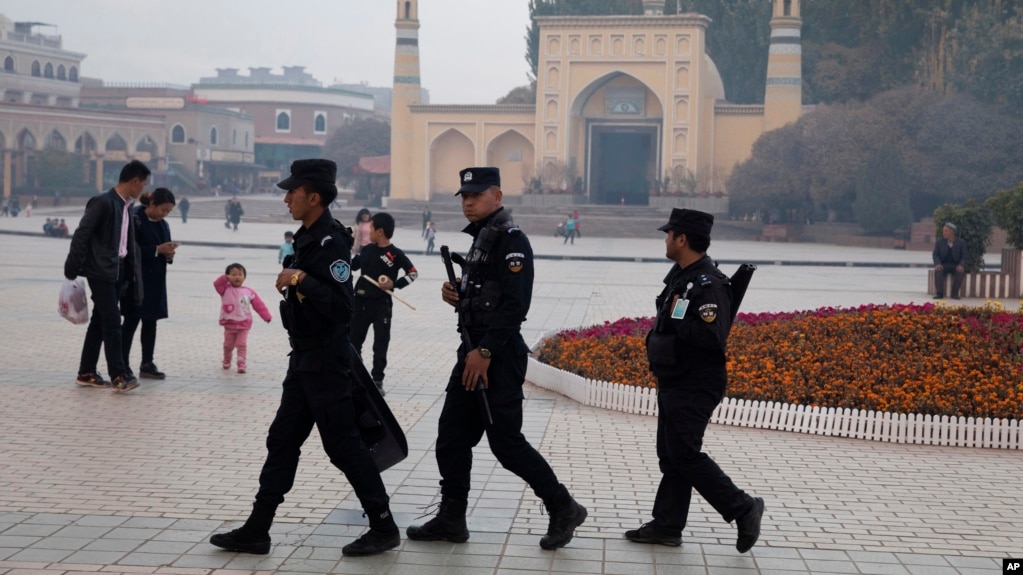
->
xmin=932 ymin=222 xmax=967 ymax=299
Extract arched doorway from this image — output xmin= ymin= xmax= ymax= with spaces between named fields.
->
xmin=486 ymin=130 xmax=534 ymax=195
xmin=16 ymin=129 xmax=37 ymax=188
xmin=569 ymin=72 xmax=663 ymax=205
xmin=45 ymin=130 xmax=68 ymax=151
xmin=429 ymin=129 xmax=475 ymax=197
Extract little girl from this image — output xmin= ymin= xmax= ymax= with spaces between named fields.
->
xmin=214 ymin=263 xmax=272 ymax=373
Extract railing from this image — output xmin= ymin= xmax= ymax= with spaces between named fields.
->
xmin=527 ymin=359 xmax=1021 ymax=449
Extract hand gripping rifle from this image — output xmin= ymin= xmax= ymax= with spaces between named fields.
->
xmin=440 ymin=245 xmax=493 ymax=426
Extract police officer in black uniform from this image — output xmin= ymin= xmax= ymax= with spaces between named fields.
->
xmin=625 ymin=208 xmax=764 ymax=553
xmin=406 ymin=167 xmax=587 ymax=550
xmin=210 ymin=159 xmax=399 ymax=557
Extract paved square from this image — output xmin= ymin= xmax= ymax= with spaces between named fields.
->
xmin=0 ymin=209 xmax=1017 ymax=574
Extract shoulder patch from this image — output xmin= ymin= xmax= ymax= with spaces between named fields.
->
xmin=506 ymin=252 xmax=525 ymax=273
xmin=507 ymin=226 xmax=521 ymax=235
xmin=699 ymin=303 xmax=718 ymax=323
xmin=320 ymin=235 xmax=334 ymax=247
xmin=330 ymin=259 xmax=351 ymax=283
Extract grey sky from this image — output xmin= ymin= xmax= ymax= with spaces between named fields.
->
xmin=10 ymin=1 xmax=533 ymax=105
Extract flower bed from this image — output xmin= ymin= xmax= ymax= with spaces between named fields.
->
xmin=535 ymin=303 xmax=1023 ymax=420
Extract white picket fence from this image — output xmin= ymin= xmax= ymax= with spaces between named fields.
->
xmin=527 ymin=359 xmax=1021 ymax=450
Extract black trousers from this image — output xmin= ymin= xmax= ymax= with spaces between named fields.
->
xmin=349 ymin=297 xmax=392 ymax=382
xmin=436 ymin=346 xmax=562 ymax=504
xmin=80 ymin=269 xmax=131 ymax=378
xmin=121 ymin=315 xmax=157 ymax=366
xmin=934 ymin=264 xmax=964 ymax=298
xmin=652 ymin=370 xmax=754 ymax=533
xmin=255 ymin=352 xmax=390 ymax=515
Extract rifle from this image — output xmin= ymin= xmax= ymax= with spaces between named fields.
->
xmin=440 ymin=245 xmax=493 ymax=426
xmin=729 ymin=263 xmax=757 ymax=321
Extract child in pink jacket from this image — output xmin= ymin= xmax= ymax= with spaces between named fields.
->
xmin=214 ymin=263 xmax=272 ymax=373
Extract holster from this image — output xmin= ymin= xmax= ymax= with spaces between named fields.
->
xmin=279 ymin=300 xmax=296 ymax=332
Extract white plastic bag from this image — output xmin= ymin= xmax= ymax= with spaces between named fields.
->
xmin=59 ymin=278 xmax=89 ymax=324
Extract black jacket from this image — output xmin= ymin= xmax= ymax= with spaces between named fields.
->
xmin=646 ymin=255 xmax=732 ymax=382
xmin=283 ymin=210 xmax=353 ymax=331
xmin=64 ymin=188 xmax=143 ymax=303
xmin=458 ymin=207 xmax=532 ymax=356
xmin=932 ymin=237 xmax=967 ymax=267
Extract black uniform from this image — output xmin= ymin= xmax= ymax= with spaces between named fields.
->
xmin=257 ymin=209 xmax=390 ymax=516
xmin=436 ymin=207 xmax=564 ymax=504
xmin=645 ymin=254 xmax=756 ymax=534
xmin=350 ymin=243 xmax=418 ymax=383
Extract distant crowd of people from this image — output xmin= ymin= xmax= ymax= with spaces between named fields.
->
xmin=43 ymin=218 xmax=69 ymax=238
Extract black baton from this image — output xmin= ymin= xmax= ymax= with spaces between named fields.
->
xmin=440 ymin=245 xmax=493 ymax=426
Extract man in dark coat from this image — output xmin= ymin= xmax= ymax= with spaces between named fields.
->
xmin=64 ymin=160 xmax=149 ymax=392
xmin=210 ymin=159 xmax=400 ymax=557
xmin=932 ymin=222 xmax=968 ymax=299
xmin=625 ymin=208 xmax=764 ymax=553
xmin=406 ymin=167 xmax=587 ymax=550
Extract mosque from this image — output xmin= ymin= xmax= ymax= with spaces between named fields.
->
xmin=388 ymin=0 xmax=803 ymax=210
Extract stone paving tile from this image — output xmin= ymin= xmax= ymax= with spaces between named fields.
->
xmin=2 ymin=230 xmax=1021 ymax=574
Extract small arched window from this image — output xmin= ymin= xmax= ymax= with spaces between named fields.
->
xmin=69 ymin=66 xmax=78 ymax=82
xmin=44 ymin=62 xmax=54 ymax=78
xmin=209 ymin=126 xmax=218 ymax=146
xmin=31 ymin=61 xmax=41 ymax=77
xmin=314 ymin=113 xmax=327 ymax=134
xmin=3 ymin=56 xmax=14 ymax=73
xmin=276 ymin=111 xmax=291 ymax=132
xmin=57 ymin=64 xmax=66 ymax=80
xmin=171 ymin=124 xmax=186 ymax=144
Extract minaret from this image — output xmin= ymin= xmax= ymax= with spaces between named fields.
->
xmin=763 ymin=0 xmax=802 ymax=131
xmin=390 ymin=0 xmax=421 ymax=200
xmin=643 ymin=0 xmax=663 ymax=15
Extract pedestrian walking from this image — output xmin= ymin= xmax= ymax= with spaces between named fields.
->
xmin=63 ymin=160 xmax=150 ymax=392
xmin=625 ymin=208 xmax=764 ymax=553
xmin=406 ymin=166 xmax=587 ymax=550
xmin=210 ymin=159 xmax=400 ymax=557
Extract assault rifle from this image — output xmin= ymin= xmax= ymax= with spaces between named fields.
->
xmin=440 ymin=245 xmax=493 ymax=426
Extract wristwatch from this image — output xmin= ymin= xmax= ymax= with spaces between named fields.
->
xmin=477 ymin=347 xmax=492 ymax=359
xmin=290 ymin=272 xmax=303 ymax=286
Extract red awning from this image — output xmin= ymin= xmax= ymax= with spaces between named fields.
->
xmin=356 ymin=155 xmax=391 ymax=175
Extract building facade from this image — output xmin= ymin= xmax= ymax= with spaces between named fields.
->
xmin=0 ymin=15 xmax=166 ymax=198
xmin=193 ymin=67 xmax=376 ymax=176
xmin=389 ymin=0 xmax=804 ymax=208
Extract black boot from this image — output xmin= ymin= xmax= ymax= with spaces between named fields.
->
xmin=210 ymin=501 xmax=275 ymax=554
xmin=342 ymin=508 xmax=401 ymax=556
xmin=406 ymin=499 xmax=469 ymax=542
xmin=539 ymin=487 xmax=587 ymax=550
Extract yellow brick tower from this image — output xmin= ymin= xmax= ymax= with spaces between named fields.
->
xmin=763 ymin=0 xmax=802 ymax=131
xmin=390 ymin=0 xmax=422 ymax=200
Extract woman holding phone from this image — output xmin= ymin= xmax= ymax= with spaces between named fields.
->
xmin=122 ymin=187 xmax=177 ymax=379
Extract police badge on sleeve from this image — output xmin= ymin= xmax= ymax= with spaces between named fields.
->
xmin=699 ymin=303 xmax=718 ymax=323
xmin=330 ymin=259 xmax=351 ymax=283
xmin=506 ymin=252 xmax=525 ymax=273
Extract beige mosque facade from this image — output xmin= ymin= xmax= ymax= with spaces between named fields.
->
xmin=389 ymin=0 xmax=803 ymax=210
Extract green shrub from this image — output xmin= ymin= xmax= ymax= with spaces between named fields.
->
xmin=985 ymin=182 xmax=1023 ymax=250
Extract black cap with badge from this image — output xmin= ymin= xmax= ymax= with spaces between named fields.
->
xmin=657 ymin=207 xmax=714 ymax=236
xmin=277 ymin=159 xmax=338 ymax=204
xmin=456 ymin=167 xmax=501 ymax=195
